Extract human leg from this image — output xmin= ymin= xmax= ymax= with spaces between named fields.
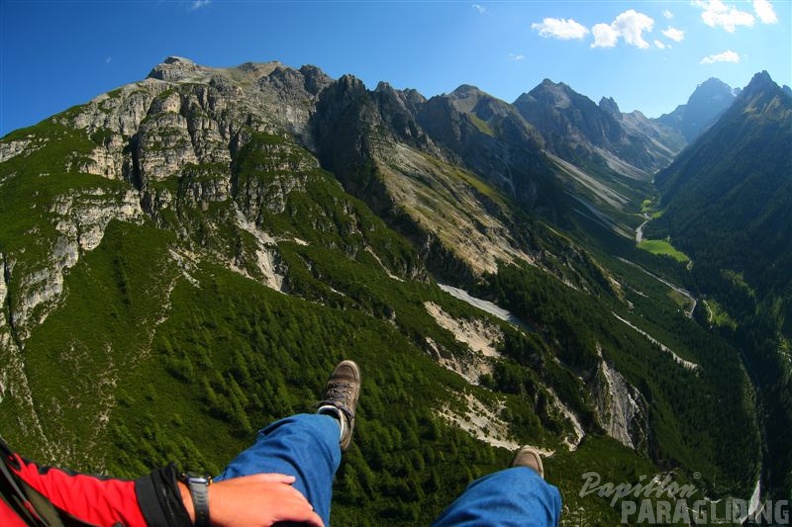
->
xmin=214 ymin=413 xmax=340 ymax=525
xmin=432 ymin=448 xmax=562 ymax=527
xmin=214 ymin=360 xmax=361 ymax=526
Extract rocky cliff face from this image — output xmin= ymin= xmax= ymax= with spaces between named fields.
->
xmin=592 ymin=351 xmax=648 ymax=450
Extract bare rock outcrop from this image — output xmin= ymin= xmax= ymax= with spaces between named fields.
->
xmin=592 ymin=352 xmax=648 ymax=451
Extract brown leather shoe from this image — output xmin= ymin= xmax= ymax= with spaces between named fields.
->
xmin=318 ymin=360 xmax=361 ymax=451
xmin=511 ymin=446 xmax=545 ymax=479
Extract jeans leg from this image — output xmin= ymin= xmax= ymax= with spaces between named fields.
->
xmin=214 ymin=413 xmax=341 ymax=526
xmin=432 ymin=467 xmax=562 ymax=527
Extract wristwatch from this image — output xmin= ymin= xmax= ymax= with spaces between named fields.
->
xmin=181 ymin=472 xmax=211 ymax=527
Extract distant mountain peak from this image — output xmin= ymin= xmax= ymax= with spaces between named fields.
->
xmin=655 ymin=76 xmax=735 ymax=142
xmin=688 ymin=77 xmax=733 ymax=103
xmin=534 ymin=79 xmax=571 ymax=93
xmin=599 ymin=97 xmax=621 ymax=120
xmin=163 ymin=55 xmax=194 ymax=65
xmin=750 ymin=70 xmax=773 ymax=84
xmin=741 ymin=70 xmax=776 ymax=96
xmin=538 ymin=78 xmax=566 ymax=88
xmin=335 ymin=73 xmax=366 ymax=92
xmin=148 ymin=56 xmax=208 ymax=81
xmin=734 ymin=72 xmax=791 ymax=121
xmin=451 ymin=84 xmax=485 ymax=98
xmin=698 ymin=77 xmax=729 ymax=88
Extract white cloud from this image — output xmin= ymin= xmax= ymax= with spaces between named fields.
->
xmin=105 ymin=57 xmax=112 ymax=64
xmin=700 ymin=50 xmax=741 ymax=63
xmin=532 ymin=18 xmax=590 ymax=40
xmin=693 ymin=0 xmax=754 ymax=32
xmin=663 ymin=9 xmax=674 ymax=19
xmin=591 ymin=23 xmax=620 ymax=48
xmin=662 ymin=27 xmax=685 ymax=42
xmin=591 ymin=9 xmax=655 ymax=49
xmin=472 ymin=4 xmax=486 ymax=15
xmin=508 ymin=53 xmax=525 ymax=61
xmin=753 ymin=0 xmax=778 ymax=23
xmin=616 ymin=10 xmax=655 ymax=48
xmin=654 ymin=40 xmax=667 ymax=49
xmin=188 ymin=0 xmax=211 ymax=10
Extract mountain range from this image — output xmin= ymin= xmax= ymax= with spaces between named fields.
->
xmin=1 ymin=56 xmax=789 ymax=525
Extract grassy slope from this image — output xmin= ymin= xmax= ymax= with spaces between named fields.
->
xmin=638 ymin=239 xmax=691 ymax=263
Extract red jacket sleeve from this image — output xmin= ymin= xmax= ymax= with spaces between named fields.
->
xmin=8 ymin=451 xmax=147 ymax=526
xmin=3 ymin=444 xmax=192 ymax=527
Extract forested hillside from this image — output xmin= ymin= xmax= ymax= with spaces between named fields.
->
xmin=0 ymin=57 xmax=782 ymax=525
xmin=648 ymin=71 xmax=792 ymax=504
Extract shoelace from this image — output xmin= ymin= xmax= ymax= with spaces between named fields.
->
xmin=324 ymin=382 xmax=355 ymax=416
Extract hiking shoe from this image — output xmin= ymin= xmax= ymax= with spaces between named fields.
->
xmin=511 ymin=446 xmax=545 ymax=479
xmin=317 ymin=360 xmax=360 ymax=451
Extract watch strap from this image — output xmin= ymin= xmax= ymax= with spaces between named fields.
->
xmin=184 ymin=473 xmax=211 ymax=527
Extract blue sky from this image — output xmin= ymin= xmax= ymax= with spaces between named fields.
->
xmin=1 ymin=0 xmax=790 ymax=137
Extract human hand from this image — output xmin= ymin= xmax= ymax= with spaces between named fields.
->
xmin=179 ymin=473 xmax=324 ymax=527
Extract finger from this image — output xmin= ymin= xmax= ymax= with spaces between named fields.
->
xmin=237 ymin=473 xmax=297 ymax=485
xmin=301 ymin=509 xmax=324 ymax=527
xmin=257 ymin=473 xmax=297 ymax=485
xmin=278 ymin=501 xmax=324 ymax=527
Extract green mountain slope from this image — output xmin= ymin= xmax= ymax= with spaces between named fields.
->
xmin=648 ymin=70 xmax=792 ymax=503
xmin=0 ymin=57 xmax=768 ymax=525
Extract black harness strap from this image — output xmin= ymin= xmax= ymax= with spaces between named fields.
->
xmin=0 ymin=448 xmax=51 ymax=527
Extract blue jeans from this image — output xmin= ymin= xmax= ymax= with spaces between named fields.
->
xmin=216 ymin=413 xmax=562 ymax=526
xmin=215 ymin=414 xmax=341 ymax=526
xmin=431 ymin=467 xmax=562 ymax=527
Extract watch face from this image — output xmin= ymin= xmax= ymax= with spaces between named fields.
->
xmin=183 ymin=472 xmax=211 ymax=485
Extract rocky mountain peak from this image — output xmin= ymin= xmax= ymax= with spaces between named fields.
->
xmin=335 ymin=74 xmax=367 ymax=94
xmin=403 ymin=88 xmax=427 ymax=106
xmin=741 ymin=70 xmax=776 ymax=97
xmin=514 ymin=80 xmax=625 ymax=151
xmin=298 ymin=65 xmax=333 ymax=94
xmin=374 ymin=83 xmax=426 ymax=105
xmin=655 ymin=76 xmax=735 ymax=141
xmin=147 ymin=56 xmax=208 ymax=82
xmin=235 ymin=61 xmax=283 ymax=77
xmin=599 ymin=97 xmax=621 ymax=120
xmin=688 ymin=77 xmax=734 ymax=107
xmin=373 ymin=81 xmax=424 ymax=120
xmin=520 ymin=79 xmax=572 ymax=108
xmin=451 ymin=84 xmax=483 ymax=97
xmin=731 ymin=71 xmax=792 ymax=123
xmin=538 ymin=78 xmax=565 ymax=89
xmin=164 ymin=56 xmax=193 ymax=65
xmin=447 ymin=84 xmax=495 ymax=114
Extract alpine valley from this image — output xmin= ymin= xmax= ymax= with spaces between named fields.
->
xmin=1 ymin=57 xmax=790 ymax=525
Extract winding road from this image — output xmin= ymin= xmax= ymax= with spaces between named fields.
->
xmin=636 ymin=213 xmax=650 ymax=244
xmin=631 ymin=213 xmax=697 ymax=317
xmin=617 ymin=257 xmax=697 ymax=318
